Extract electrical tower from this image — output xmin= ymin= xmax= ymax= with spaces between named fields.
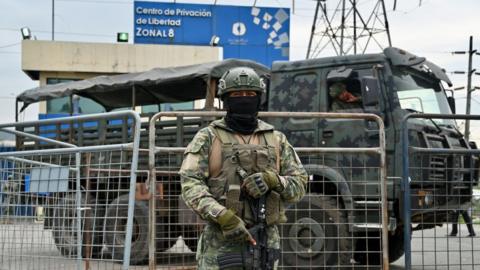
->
xmin=307 ymin=0 xmax=392 ymax=59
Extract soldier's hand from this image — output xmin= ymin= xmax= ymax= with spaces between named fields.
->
xmin=339 ymin=90 xmax=360 ymax=103
xmin=243 ymin=171 xmax=281 ymax=198
xmin=217 ymin=209 xmax=254 ymax=244
xmin=262 ymin=170 xmax=282 ymax=191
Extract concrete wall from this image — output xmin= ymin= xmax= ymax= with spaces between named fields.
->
xmin=22 ymin=40 xmax=221 ymax=81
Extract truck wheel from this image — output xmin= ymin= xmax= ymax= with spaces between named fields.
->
xmin=281 ymin=195 xmax=352 ymax=269
xmin=388 ymin=229 xmax=405 ymax=263
xmin=104 ymin=194 xmax=149 ymax=265
xmin=354 ymin=227 xmax=405 ymax=264
xmin=52 ymin=193 xmax=104 ymax=258
xmin=52 ymin=194 xmax=84 ymax=257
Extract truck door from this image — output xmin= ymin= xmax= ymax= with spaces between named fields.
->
xmin=267 ymin=71 xmax=321 ymax=147
xmin=323 ymin=67 xmax=383 ymax=149
xmin=321 ymin=66 xmax=385 ymax=194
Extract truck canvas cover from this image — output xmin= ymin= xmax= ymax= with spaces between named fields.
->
xmin=17 ymin=59 xmax=269 ymax=111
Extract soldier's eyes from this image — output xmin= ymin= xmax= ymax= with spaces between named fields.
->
xmin=230 ymin=91 xmax=257 ymax=97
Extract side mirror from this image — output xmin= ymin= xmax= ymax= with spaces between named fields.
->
xmin=361 ymin=76 xmax=380 ymax=107
xmin=447 ymin=96 xmax=456 ymax=114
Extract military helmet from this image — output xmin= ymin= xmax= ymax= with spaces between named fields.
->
xmin=218 ymin=67 xmax=266 ymax=97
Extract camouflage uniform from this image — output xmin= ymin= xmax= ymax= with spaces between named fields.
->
xmin=331 ymin=98 xmax=362 ymax=111
xmin=180 ymin=118 xmax=308 ymax=269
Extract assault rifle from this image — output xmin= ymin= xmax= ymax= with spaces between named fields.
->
xmin=217 ymin=167 xmax=279 ymax=270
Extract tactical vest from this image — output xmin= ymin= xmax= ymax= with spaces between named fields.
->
xmin=207 ymin=125 xmax=286 ymax=226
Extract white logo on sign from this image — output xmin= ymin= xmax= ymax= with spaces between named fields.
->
xmin=232 ymin=22 xmax=247 ymax=36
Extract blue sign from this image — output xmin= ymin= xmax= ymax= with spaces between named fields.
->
xmin=134 ymin=1 xmax=290 ymax=66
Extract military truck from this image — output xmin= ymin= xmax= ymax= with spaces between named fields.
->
xmin=267 ymin=47 xmax=479 ymax=265
xmin=13 ymin=48 xmax=479 ymax=266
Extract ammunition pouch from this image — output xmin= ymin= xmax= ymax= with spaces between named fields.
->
xmin=265 ymin=191 xmax=286 ymax=225
xmin=217 ymin=251 xmax=246 ymax=270
xmin=225 ymin=186 xmax=243 ymax=216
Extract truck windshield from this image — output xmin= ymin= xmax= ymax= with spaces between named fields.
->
xmin=393 ymin=68 xmax=455 ymax=126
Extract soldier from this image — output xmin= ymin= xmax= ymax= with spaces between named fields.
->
xmin=449 ymin=209 xmax=476 ymax=237
xmin=180 ymin=67 xmax=308 ymax=269
xmin=329 ymin=81 xmax=362 ymax=111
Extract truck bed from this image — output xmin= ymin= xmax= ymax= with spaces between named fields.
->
xmin=15 ymin=113 xmax=212 ymax=170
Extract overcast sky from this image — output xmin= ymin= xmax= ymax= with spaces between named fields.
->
xmin=1 ymin=0 xmax=480 ymax=125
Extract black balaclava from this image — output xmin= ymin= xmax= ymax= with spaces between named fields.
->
xmin=224 ymin=95 xmax=261 ymax=135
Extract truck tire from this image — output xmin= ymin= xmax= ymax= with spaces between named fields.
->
xmin=354 ymin=227 xmax=405 ymax=265
xmin=52 ymin=193 xmax=104 ymax=258
xmin=52 ymin=194 xmax=83 ymax=257
xmin=281 ymin=195 xmax=352 ymax=269
xmin=104 ymin=194 xmax=149 ymax=264
xmin=388 ymin=229 xmax=405 ymax=263
xmin=104 ymin=194 xmax=177 ymax=264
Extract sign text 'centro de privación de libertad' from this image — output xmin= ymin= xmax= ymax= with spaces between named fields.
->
xmin=134 ymin=1 xmax=290 ymax=66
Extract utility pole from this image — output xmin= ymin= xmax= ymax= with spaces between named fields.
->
xmin=465 ymin=36 xmax=476 ymax=141
xmin=452 ymin=36 xmax=480 ymax=141
xmin=52 ymin=0 xmax=55 ymax=40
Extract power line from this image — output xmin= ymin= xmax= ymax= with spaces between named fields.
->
xmin=0 ymin=27 xmax=116 ymax=38
xmin=0 ymin=42 xmax=21 ymax=49
xmin=56 ymin=0 xmax=132 ymax=4
xmin=52 ymin=0 xmax=419 ymax=13
xmin=390 ymin=0 xmax=430 ymax=13
xmin=456 ymin=96 xmax=480 ymax=106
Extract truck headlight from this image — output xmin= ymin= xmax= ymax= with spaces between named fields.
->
xmin=424 ymin=193 xmax=433 ymax=207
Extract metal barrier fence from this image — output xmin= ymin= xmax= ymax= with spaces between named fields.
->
xmin=148 ymin=111 xmax=389 ymax=269
xmin=402 ymin=113 xmax=480 ymax=270
xmin=0 ymin=111 xmax=141 ymax=270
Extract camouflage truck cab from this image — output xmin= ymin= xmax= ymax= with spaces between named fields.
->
xmin=268 ymin=47 xmax=479 ymax=265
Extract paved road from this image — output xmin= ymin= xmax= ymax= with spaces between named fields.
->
xmin=391 ymin=224 xmax=480 ymax=270
xmin=0 ymin=223 xmax=195 ymax=270
xmin=1 ymin=223 xmax=479 ymax=269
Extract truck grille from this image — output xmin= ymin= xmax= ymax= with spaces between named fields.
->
xmin=429 ymin=155 xmax=447 ymax=182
